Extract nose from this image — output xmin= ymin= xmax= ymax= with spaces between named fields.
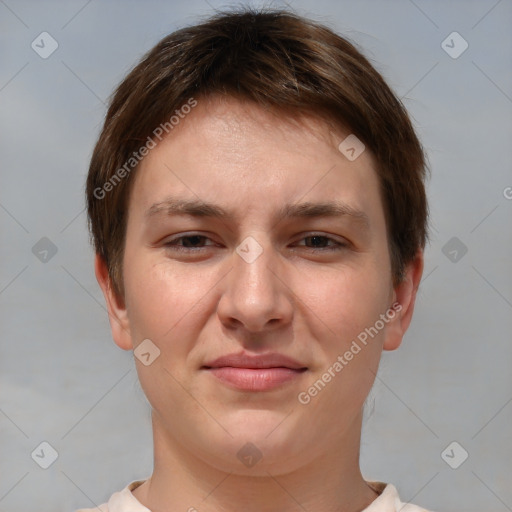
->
xmin=216 ymin=234 xmax=294 ymax=333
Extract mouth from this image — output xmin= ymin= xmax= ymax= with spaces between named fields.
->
xmin=203 ymin=367 xmax=307 ymax=391
xmin=201 ymin=352 xmax=308 ymax=391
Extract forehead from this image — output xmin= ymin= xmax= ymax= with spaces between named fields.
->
xmin=127 ymin=95 xmax=385 ymax=233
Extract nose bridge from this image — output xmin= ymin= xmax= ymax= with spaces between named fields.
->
xmin=233 ymin=233 xmax=277 ymax=298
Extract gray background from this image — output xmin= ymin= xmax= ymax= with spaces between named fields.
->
xmin=1 ymin=0 xmax=511 ymax=511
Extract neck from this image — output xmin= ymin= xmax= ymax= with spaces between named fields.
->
xmin=133 ymin=411 xmax=378 ymax=512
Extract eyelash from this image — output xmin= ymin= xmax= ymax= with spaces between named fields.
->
xmin=163 ymin=233 xmax=348 ymax=253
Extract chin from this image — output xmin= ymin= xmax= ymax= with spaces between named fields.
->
xmin=203 ymin=438 xmax=305 ymax=477
xmin=207 ymin=417 xmax=305 ymax=470
xmin=223 ymin=408 xmax=296 ymax=439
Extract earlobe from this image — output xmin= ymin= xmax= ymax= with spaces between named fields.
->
xmin=94 ymin=253 xmax=133 ymax=351
xmin=383 ymin=249 xmax=424 ymax=351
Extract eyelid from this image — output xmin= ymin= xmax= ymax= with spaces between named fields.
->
xmin=293 ymin=232 xmax=349 ymax=247
xmin=163 ymin=232 xmax=349 ymax=251
xmin=292 ymin=236 xmax=350 ymax=253
xmin=164 ymin=233 xmax=217 ymax=248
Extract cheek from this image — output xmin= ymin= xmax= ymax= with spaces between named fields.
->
xmin=124 ymin=255 xmax=210 ymax=343
xmin=297 ymin=263 xmax=392 ymax=407
xmin=298 ymin=274 xmax=387 ymax=417
xmin=319 ymin=269 xmax=392 ymax=394
xmin=124 ymin=258 xmax=212 ymax=411
xmin=303 ymin=264 xmax=390 ymax=343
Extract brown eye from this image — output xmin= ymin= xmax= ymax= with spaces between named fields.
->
xmin=176 ymin=235 xmax=208 ymax=247
xmin=164 ymin=234 xmax=215 ymax=250
xmin=305 ymin=236 xmax=332 ymax=248
xmin=296 ymin=234 xmax=347 ymax=251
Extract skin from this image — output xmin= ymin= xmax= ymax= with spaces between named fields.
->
xmin=95 ymin=95 xmax=423 ymax=512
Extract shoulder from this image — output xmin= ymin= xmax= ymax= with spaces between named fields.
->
xmin=365 ymin=481 xmax=435 ymax=512
xmin=74 ymin=505 xmax=108 ymax=512
xmin=73 ymin=479 xmax=149 ymax=512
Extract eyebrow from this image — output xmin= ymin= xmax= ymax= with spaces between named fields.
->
xmin=145 ymin=197 xmax=370 ymax=228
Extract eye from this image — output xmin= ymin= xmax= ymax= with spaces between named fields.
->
xmin=162 ymin=233 xmax=349 ymax=254
xmin=164 ymin=234 xmax=215 ymax=251
xmin=294 ymin=234 xmax=348 ymax=251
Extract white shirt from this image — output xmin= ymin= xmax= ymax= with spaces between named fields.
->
xmin=75 ymin=479 xmax=433 ymax=511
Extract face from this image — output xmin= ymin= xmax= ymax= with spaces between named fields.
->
xmin=97 ymin=95 xmax=422 ymax=476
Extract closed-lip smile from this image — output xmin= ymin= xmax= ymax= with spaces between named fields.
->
xmin=201 ymin=352 xmax=308 ymax=391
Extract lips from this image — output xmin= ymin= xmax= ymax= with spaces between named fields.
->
xmin=201 ymin=352 xmax=307 ymax=391
xmin=202 ymin=352 xmax=307 ymax=370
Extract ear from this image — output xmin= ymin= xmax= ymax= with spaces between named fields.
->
xmin=383 ymin=249 xmax=424 ymax=351
xmin=94 ymin=253 xmax=133 ymax=351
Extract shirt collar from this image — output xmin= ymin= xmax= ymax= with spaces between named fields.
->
xmin=108 ymin=479 xmax=419 ymax=512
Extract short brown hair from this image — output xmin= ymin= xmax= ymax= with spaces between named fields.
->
xmin=86 ymin=7 xmax=429 ymax=301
